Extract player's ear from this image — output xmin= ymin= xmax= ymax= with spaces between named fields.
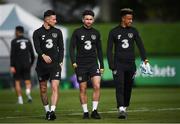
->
xmin=92 ymin=17 xmax=95 ymax=23
xmin=82 ymin=17 xmax=84 ymax=23
xmin=44 ymin=17 xmax=49 ymax=23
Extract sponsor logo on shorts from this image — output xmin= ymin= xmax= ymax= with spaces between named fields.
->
xmin=39 ymin=76 xmax=42 ymax=81
xmin=55 ymin=72 xmax=59 ymax=77
xmin=78 ymin=76 xmax=82 ymax=81
xmin=96 ymin=69 xmax=100 ymax=74
xmin=113 ymin=70 xmax=117 ymax=75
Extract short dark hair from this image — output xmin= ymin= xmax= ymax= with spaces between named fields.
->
xmin=15 ymin=26 xmax=24 ymax=33
xmin=44 ymin=10 xmax=56 ymax=19
xmin=120 ymin=8 xmax=133 ymax=17
xmin=82 ymin=10 xmax=94 ymax=17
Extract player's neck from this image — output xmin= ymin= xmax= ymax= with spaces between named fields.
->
xmin=43 ymin=23 xmax=51 ymax=30
xmin=121 ymin=22 xmax=127 ymax=28
xmin=83 ymin=25 xmax=92 ymax=29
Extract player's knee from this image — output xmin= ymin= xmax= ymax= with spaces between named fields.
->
xmin=40 ymin=85 xmax=47 ymax=93
xmin=80 ymin=87 xmax=86 ymax=93
xmin=93 ymin=85 xmax=100 ymax=91
xmin=52 ymin=85 xmax=58 ymax=93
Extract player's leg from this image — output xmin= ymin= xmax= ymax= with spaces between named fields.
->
xmin=15 ymin=80 xmax=23 ymax=104
xmin=91 ymin=75 xmax=101 ymax=119
xmin=14 ymin=67 xmax=23 ymax=104
xmin=39 ymin=80 xmax=51 ymax=120
xmin=113 ymin=69 xmax=127 ymax=119
xmin=24 ymin=67 xmax=32 ymax=102
xmin=24 ymin=80 xmax=32 ymax=102
xmin=48 ymin=66 xmax=61 ymax=120
xmin=49 ymin=79 xmax=59 ymax=120
xmin=113 ymin=70 xmax=125 ymax=108
xmin=50 ymin=80 xmax=59 ymax=110
xmin=76 ymin=67 xmax=89 ymax=119
xmin=79 ymin=81 xmax=89 ymax=119
xmin=124 ymin=67 xmax=136 ymax=108
xmin=38 ymin=73 xmax=51 ymax=120
xmin=39 ymin=80 xmax=49 ymax=105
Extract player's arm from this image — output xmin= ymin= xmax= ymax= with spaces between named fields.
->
xmin=96 ymin=32 xmax=104 ymax=73
xmin=33 ymin=30 xmax=52 ymax=63
xmin=57 ymin=30 xmax=64 ymax=67
xmin=69 ymin=31 xmax=77 ymax=68
xmin=107 ymin=31 xmax=115 ymax=70
xmin=28 ymin=40 xmax=35 ymax=66
xmin=33 ymin=31 xmax=43 ymax=56
xmin=134 ymin=29 xmax=148 ymax=62
xmin=10 ymin=40 xmax=16 ymax=73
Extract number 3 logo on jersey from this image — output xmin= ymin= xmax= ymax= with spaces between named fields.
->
xmin=121 ymin=39 xmax=129 ymax=49
xmin=20 ymin=42 xmax=26 ymax=49
xmin=84 ymin=40 xmax=92 ymax=50
xmin=45 ymin=39 xmax=53 ymax=49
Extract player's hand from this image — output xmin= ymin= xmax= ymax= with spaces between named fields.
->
xmin=144 ymin=59 xmax=149 ymax=64
xmin=100 ymin=68 xmax=104 ymax=74
xmin=140 ymin=61 xmax=153 ymax=75
xmin=10 ymin=67 xmax=16 ymax=74
xmin=42 ymin=54 xmax=52 ymax=64
xmin=72 ymin=63 xmax=77 ymax=68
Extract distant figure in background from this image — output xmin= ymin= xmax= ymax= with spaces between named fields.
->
xmin=10 ymin=26 xmax=35 ymax=104
xmin=70 ymin=74 xmax=79 ymax=89
xmin=107 ymin=8 xmax=150 ymax=119
xmin=33 ymin=10 xmax=64 ymax=121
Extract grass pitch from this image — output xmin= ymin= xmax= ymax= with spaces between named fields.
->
xmin=0 ymin=87 xmax=180 ymax=123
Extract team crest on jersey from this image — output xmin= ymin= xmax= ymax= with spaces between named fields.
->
xmin=117 ymin=34 xmax=121 ymax=40
xmin=52 ymin=33 xmax=58 ymax=38
xmin=42 ymin=35 xmax=45 ymax=40
xmin=91 ymin=35 xmax=96 ymax=40
xmin=81 ymin=35 xmax=85 ymax=40
xmin=38 ymin=76 xmax=42 ymax=81
xmin=128 ymin=33 xmax=133 ymax=38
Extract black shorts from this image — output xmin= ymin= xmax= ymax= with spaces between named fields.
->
xmin=13 ymin=66 xmax=30 ymax=80
xmin=36 ymin=65 xmax=61 ymax=82
xmin=75 ymin=64 xmax=101 ymax=83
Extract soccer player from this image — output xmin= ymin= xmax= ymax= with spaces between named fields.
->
xmin=10 ymin=26 xmax=35 ymax=104
xmin=107 ymin=8 xmax=150 ymax=119
xmin=33 ymin=10 xmax=64 ymax=120
xmin=69 ymin=10 xmax=104 ymax=119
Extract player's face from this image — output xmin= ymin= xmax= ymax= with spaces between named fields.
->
xmin=122 ymin=14 xmax=133 ymax=27
xmin=82 ymin=15 xmax=94 ymax=28
xmin=15 ymin=31 xmax=22 ymax=37
xmin=45 ymin=15 xmax=57 ymax=27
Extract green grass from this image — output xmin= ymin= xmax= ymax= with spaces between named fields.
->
xmin=0 ymin=87 xmax=180 ymax=123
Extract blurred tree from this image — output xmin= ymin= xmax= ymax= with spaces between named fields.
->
xmin=111 ymin=0 xmax=147 ymax=21
xmin=50 ymin=0 xmax=97 ymax=23
xmin=110 ymin=0 xmax=180 ymax=22
xmin=141 ymin=0 xmax=180 ymax=21
xmin=0 ymin=0 xmax=5 ymax=4
xmin=49 ymin=0 xmax=180 ymax=22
